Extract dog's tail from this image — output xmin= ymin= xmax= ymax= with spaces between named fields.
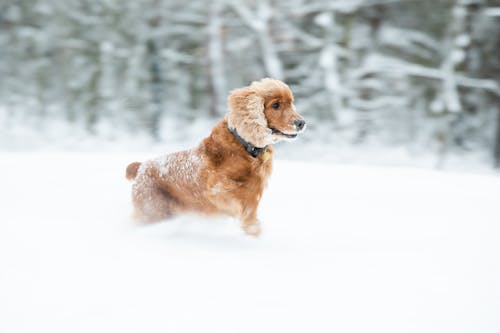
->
xmin=126 ymin=162 xmax=141 ymax=181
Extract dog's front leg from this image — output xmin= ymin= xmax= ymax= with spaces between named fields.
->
xmin=240 ymin=204 xmax=261 ymax=237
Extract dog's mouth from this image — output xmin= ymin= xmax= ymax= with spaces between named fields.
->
xmin=270 ymin=128 xmax=298 ymax=139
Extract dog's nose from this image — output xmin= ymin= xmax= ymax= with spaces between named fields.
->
xmin=294 ymin=119 xmax=306 ymax=131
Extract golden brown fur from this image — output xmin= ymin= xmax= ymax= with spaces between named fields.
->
xmin=126 ymin=78 xmax=305 ymax=236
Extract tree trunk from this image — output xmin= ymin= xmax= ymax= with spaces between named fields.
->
xmin=494 ymin=103 xmax=500 ymax=168
xmin=257 ymin=0 xmax=283 ymax=80
xmin=228 ymin=0 xmax=283 ymax=80
xmin=317 ymin=11 xmax=342 ymax=122
xmin=147 ymin=38 xmax=163 ymax=140
xmin=208 ymin=0 xmax=226 ymax=117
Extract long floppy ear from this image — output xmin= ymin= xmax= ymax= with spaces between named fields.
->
xmin=226 ymin=87 xmax=273 ymax=148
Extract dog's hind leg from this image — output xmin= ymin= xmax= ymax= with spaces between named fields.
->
xmin=132 ymin=186 xmax=174 ymax=223
xmin=131 ymin=168 xmax=174 ymax=223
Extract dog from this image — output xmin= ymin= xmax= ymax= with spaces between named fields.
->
xmin=125 ymin=78 xmax=306 ymax=236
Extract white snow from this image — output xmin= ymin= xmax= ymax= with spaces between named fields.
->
xmin=455 ymin=34 xmax=470 ymax=48
xmin=484 ymin=7 xmax=500 ymax=17
xmin=154 ymin=150 xmax=202 ymax=181
xmin=451 ymin=49 xmax=466 ymax=65
xmin=0 ymin=152 xmax=499 ymax=333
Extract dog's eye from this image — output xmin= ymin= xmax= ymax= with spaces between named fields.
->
xmin=272 ymin=102 xmax=280 ymax=109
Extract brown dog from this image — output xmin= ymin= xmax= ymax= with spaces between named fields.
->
xmin=126 ymin=78 xmax=306 ymax=236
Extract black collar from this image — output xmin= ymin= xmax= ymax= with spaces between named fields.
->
xmin=228 ymin=127 xmax=267 ymax=158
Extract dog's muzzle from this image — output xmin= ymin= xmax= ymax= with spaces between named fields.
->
xmin=294 ymin=119 xmax=306 ymax=131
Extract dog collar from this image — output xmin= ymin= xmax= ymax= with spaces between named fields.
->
xmin=228 ymin=127 xmax=267 ymax=158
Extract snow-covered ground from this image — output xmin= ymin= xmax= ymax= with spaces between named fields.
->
xmin=1 ymin=152 xmax=499 ymax=333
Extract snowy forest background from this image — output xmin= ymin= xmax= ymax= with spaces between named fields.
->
xmin=1 ymin=0 xmax=500 ymax=169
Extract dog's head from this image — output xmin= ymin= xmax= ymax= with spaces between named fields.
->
xmin=226 ymin=78 xmax=306 ymax=148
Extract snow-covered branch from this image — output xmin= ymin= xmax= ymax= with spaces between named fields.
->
xmin=227 ymin=0 xmax=283 ymax=79
xmin=483 ymin=7 xmax=500 ymax=17
xmin=354 ymin=56 xmax=500 ymax=95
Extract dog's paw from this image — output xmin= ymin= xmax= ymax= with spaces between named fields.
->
xmin=243 ymin=223 xmax=261 ymax=237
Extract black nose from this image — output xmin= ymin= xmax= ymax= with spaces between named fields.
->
xmin=294 ymin=119 xmax=306 ymax=131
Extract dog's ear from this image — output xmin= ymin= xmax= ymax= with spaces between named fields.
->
xmin=226 ymin=87 xmax=273 ymax=147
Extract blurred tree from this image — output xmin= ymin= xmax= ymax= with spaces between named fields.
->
xmin=1 ymin=0 xmax=499 ymax=167
xmin=208 ymin=0 xmax=227 ymax=116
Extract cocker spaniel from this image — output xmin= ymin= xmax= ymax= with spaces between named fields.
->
xmin=126 ymin=78 xmax=306 ymax=236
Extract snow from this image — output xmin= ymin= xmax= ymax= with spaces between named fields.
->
xmin=484 ymin=7 xmax=500 ymax=17
xmin=455 ymin=34 xmax=470 ymax=48
xmin=451 ymin=49 xmax=466 ymax=65
xmin=1 ymin=152 xmax=499 ymax=333
xmin=314 ymin=12 xmax=333 ymax=27
xmin=154 ymin=149 xmax=203 ymax=180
